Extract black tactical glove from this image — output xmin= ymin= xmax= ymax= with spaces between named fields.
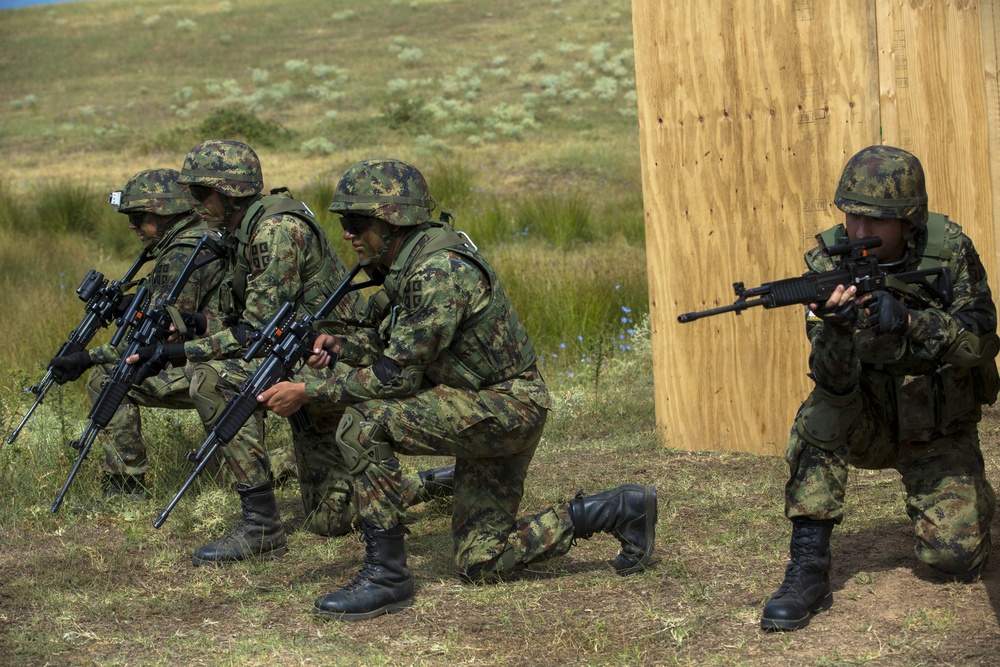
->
xmin=49 ymin=351 xmax=95 ymax=384
xmin=814 ymin=300 xmax=856 ymax=327
xmin=114 ymin=293 xmax=136 ymax=317
xmin=866 ymin=290 xmax=909 ymax=335
xmin=134 ymin=343 xmax=187 ymax=378
xmin=179 ymin=312 xmax=208 ymax=338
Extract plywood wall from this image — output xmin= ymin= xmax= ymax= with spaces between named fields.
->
xmin=632 ymin=0 xmax=1000 ymax=455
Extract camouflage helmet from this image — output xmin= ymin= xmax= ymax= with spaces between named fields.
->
xmin=329 ymin=158 xmax=435 ymax=227
xmin=834 ymin=145 xmax=929 ymax=229
xmin=111 ymin=168 xmax=198 ymax=216
xmin=177 ymin=139 xmax=263 ymax=198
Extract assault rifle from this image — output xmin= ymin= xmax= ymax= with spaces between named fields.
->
xmin=153 ymin=262 xmax=377 ymax=528
xmin=7 ymin=250 xmax=153 ymax=447
xmin=677 ymin=235 xmax=952 ymax=323
xmin=50 ymin=234 xmax=224 ymax=512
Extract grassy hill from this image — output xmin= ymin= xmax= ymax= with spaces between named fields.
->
xmin=0 ymin=0 xmax=647 ymax=375
xmin=1 ymin=0 xmax=639 ymax=191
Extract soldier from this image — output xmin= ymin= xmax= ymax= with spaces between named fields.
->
xmin=760 ymin=145 xmax=999 ymax=631
xmin=49 ymin=168 xmax=224 ymax=500
xmin=129 ymin=141 xmax=452 ymax=566
xmin=257 ymin=158 xmax=658 ymax=621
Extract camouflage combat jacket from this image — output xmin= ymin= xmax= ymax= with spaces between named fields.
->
xmin=91 ymin=212 xmax=224 ymax=365
xmin=304 ymin=222 xmax=551 ymax=410
xmin=183 ymin=191 xmax=363 ymax=362
xmin=805 ymin=215 xmax=998 ymax=440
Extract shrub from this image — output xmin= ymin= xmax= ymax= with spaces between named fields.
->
xmin=198 ymin=108 xmax=292 ymax=148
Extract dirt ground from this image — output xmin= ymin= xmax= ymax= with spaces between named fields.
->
xmin=3 ymin=432 xmax=1000 ymax=665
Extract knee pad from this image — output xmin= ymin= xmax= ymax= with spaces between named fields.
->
xmin=85 ymin=366 xmax=107 ymax=401
xmin=459 ymin=549 xmax=520 ymax=584
xmin=794 ymin=385 xmax=862 ymax=451
xmin=189 ymin=364 xmax=227 ymax=426
xmin=335 ymin=406 xmax=394 ymax=475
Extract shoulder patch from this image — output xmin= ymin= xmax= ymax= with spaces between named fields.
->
xmin=151 ymin=263 xmax=172 ymax=289
xmin=403 ymin=279 xmax=423 ymax=310
xmin=249 ymin=241 xmax=271 ymax=271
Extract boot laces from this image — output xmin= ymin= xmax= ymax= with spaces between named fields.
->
xmin=339 ymin=531 xmax=382 ymax=594
xmin=774 ymin=530 xmax=824 ymax=597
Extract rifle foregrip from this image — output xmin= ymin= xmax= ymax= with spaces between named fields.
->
xmin=89 ymin=380 xmax=132 ymax=429
xmin=213 ymin=393 xmax=261 ymax=444
xmin=766 ymin=276 xmax=827 ymax=308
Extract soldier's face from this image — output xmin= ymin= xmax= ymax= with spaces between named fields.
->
xmin=341 ymin=216 xmax=387 ymax=265
xmin=128 ymin=212 xmax=160 ymax=246
xmin=189 ymin=186 xmax=230 ymax=228
xmin=845 ymin=213 xmax=907 ymax=263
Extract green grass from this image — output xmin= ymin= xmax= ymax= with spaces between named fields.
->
xmin=3 ymin=1 xmax=1000 ymax=666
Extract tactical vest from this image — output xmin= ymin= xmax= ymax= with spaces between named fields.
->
xmin=379 ymin=221 xmax=538 ymax=390
xmin=813 ymin=215 xmax=998 ymax=438
xmin=143 ymin=213 xmax=214 ymax=296
xmin=219 ymin=191 xmax=345 ymax=322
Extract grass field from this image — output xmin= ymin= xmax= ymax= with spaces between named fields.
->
xmin=2 ymin=1 xmax=1000 ymax=666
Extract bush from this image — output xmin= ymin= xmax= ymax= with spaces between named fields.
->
xmin=198 ymin=108 xmax=293 ymax=148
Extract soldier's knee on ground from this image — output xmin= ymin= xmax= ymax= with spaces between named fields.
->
xmin=190 ymin=364 xmax=227 ymax=426
xmin=335 ymin=407 xmax=394 ymax=475
xmin=302 ymin=499 xmax=357 ymax=537
xmin=795 ymin=385 xmax=862 ymax=450
xmin=457 ymin=549 xmax=520 ymax=584
xmin=920 ymin=531 xmax=991 ymax=581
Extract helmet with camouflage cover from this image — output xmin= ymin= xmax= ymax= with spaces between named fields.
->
xmin=328 ymin=158 xmax=435 ymax=227
xmin=112 ymin=168 xmax=198 ymax=216
xmin=834 ymin=145 xmax=929 ymax=230
xmin=177 ymin=139 xmax=263 ymax=198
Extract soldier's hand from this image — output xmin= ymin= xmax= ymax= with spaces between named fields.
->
xmin=179 ymin=312 xmax=208 ymax=338
xmin=811 ymin=284 xmax=858 ymax=326
xmin=49 ymin=351 xmax=95 ymax=384
xmin=257 ymin=382 xmax=309 ymax=417
xmin=866 ymin=290 xmax=909 ymax=335
xmin=306 ymin=334 xmax=341 ymax=369
xmin=128 ymin=343 xmax=186 ymax=376
xmin=114 ymin=293 xmax=136 ymax=318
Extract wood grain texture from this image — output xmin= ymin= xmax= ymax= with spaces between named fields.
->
xmin=632 ymin=0 xmax=997 ymax=455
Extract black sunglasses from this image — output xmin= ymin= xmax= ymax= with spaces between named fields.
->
xmin=340 ymin=216 xmax=378 ymax=236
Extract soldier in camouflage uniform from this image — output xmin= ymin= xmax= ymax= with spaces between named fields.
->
xmin=49 ymin=168 xmax=224 ymax=500
xmin=760 ymin=145 xmax=999 ymax=632
xmin=257 ymin=158 xmax=658 ymax=621
xmin=129 ymin=141 xmax=453 ymax=567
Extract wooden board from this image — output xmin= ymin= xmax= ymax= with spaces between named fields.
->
xmin=631 ymin=0 xmax=999 ymax=455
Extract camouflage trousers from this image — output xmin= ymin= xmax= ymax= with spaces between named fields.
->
xmin=187 ymin=362 xmax=430 ymax=536
xmin=86 ymin=363 xmax=195 ymax=476
xmin=287 ymin=368 xmax=354 ymax=536
xmin=187 ymin=359 xmax=269 ymax=487
xmin=785 ymin=389 xmax=996 ymax=575
xmin=347 ymin=384 xmax=574 ymax=579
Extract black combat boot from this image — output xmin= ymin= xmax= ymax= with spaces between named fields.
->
xmin=313 ymin=523 xmax=414 ymax=621
xmin=760 ymin=518 xmax=835 ymax=631
xmin=416 ymin=464 xmax=455 ymax=502
xmin=101 ymin=473 xmax=151 ymax=500
xmin=567 ymin=484 xmax=657 ymax=575
xmin=192 ymin=478 xmax=287 ymax=567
